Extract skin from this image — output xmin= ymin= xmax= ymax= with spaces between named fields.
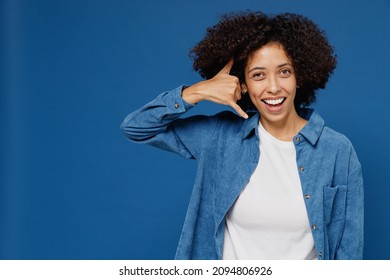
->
xmin=243 ymin=43 xmax=307 ymax=141
xmin=182 ymin=42 xmax=307 ymax=141
xmin=182 ymin=59 xmax=247 ymax=118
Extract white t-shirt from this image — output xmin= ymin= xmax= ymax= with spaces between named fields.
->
xmin=222 ymin=122 xmax=317 ymax=260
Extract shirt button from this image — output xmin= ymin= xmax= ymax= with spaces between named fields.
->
xmin=304 ymin=194 xmax=310 ymax=200
xmin=174 ymin=103 xmax=180 ymax=109
xmin=318 ymin=251 xmax=323 ymax=257
xmin=312 ymin=224 xmax=317 ymax=230
xmin=299 ymin=166 xmax=305 ymax=172
xmin=295 ymin=136 xmax=300 ymax=142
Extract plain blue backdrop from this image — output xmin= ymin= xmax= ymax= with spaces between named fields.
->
xmin=1 ymin=0 xmax=389 ymax=259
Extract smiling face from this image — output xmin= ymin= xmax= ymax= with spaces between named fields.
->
xmin=243 ymin=42 xmax=302 ymax=132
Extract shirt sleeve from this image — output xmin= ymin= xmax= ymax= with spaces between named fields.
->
xmin=335 ymin=147 xmax=364 ymax=259
xmin=120 ymin=85 xmax=221 ymax=160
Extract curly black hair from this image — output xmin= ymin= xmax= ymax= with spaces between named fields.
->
xmin=190 ymin=11 xmax=337 ymax=110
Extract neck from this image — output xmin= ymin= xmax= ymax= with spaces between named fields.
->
xmin=260 ymin=112 xmax=307 ymax=142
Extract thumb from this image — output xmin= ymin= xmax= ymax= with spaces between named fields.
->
xmin=218 ymin=59 xmax=234 ymax=75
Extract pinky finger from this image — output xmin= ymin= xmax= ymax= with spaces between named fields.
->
xmin=229 ymin=101 xmax=249 ymax=119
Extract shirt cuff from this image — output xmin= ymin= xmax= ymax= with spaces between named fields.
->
xmin=169 ymin=85 xmax=197 ymax=113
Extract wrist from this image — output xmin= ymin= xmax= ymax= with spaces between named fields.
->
xmin=181 ymin=82 xmax=204 ymax=104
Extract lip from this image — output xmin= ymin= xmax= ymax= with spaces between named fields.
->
xmin=261 ymin=97 xmax=286 ymax=113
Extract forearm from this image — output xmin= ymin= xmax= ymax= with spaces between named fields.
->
xmin=120 ymin=85 xmax=195 ymax=142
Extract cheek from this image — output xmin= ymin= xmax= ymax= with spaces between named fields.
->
xmin=248 ymin=90 xmax=257 ymax=100
xmin=248 ymin=91 xmax=263 ymax=108
xmin=247 ymin=84 xmax=265 ymax=101
xmin=282 ymin=79 xmax=297 ymax=95
xmin=287 ymin=85 xmax=297 ymax=98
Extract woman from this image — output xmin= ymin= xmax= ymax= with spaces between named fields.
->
xmin=121 ymin=12 xmax=363 ymax=260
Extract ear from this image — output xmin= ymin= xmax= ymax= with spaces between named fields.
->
xmin=241 ymin=83 xmax=248 ymax=94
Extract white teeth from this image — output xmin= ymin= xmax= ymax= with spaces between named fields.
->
xmin=263 ymin=97 xmax=285 ymax=105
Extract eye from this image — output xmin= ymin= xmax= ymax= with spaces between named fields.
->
xmin=251 ymin=72 xmax=265 ymax=81
xmin=279 ymin=68 xmax=292 ymax=78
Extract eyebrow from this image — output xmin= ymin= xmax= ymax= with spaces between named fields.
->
xmin=248 ymin=63 xmax=293 ymax=73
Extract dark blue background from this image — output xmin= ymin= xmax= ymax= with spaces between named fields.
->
xmin=1 ymin=0 xmax=389 ymax=259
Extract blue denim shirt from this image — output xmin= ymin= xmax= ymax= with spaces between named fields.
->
xmin=121 ymin=85 xmax=364 ymax=260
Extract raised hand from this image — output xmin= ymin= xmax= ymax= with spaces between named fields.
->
xmin=182 ymin=59 xmax=248 ymax=119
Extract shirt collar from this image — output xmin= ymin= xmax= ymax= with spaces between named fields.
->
xmin=298 ymin=108 xmax=325 ymax=146
xmin=243 ymin=112 xmax=260 ymax=139
xmin=242 ymin=108 xmax=325 ymax=146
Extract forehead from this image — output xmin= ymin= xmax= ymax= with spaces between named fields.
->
xmin=246 ymin=42 xmax=292 ymax=67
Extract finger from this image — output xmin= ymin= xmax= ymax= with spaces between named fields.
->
xmin=229 ymin=101 xmax=248 ymax=119
xmin=219 ymin=59 xmax=234 ymax=74
xmin=235 ymin=84 xmax=242 ymax=101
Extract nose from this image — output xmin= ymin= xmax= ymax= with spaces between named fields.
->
xmin=267 ymin=75 xmax=281 ymax=94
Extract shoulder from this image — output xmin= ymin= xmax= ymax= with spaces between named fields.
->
xmin=302 ymin=109 xmax=354 ymax=151
xmin=319 ymin=126 xmax=361 ymax=169
xmin=321 ymin=126 xmax=352 ymax=144
xmin=320 ymin=126 xmax=354 ymax=150
xmin=184 ymin=110 xmax=246 ymax=127
xmin=176 ymin=110 xmax=243 ymax=125
xmin=191 ymin=110 xmax=256 ymax=140
xmin=172 ymin=110 xmax=248 ymax=138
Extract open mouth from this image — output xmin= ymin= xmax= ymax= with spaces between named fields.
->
xmin=262 ymin=97 xmax=286 ymax=107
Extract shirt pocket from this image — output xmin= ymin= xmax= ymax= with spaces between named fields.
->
xmin=323 ymin=185 xmax=347 ymax=225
